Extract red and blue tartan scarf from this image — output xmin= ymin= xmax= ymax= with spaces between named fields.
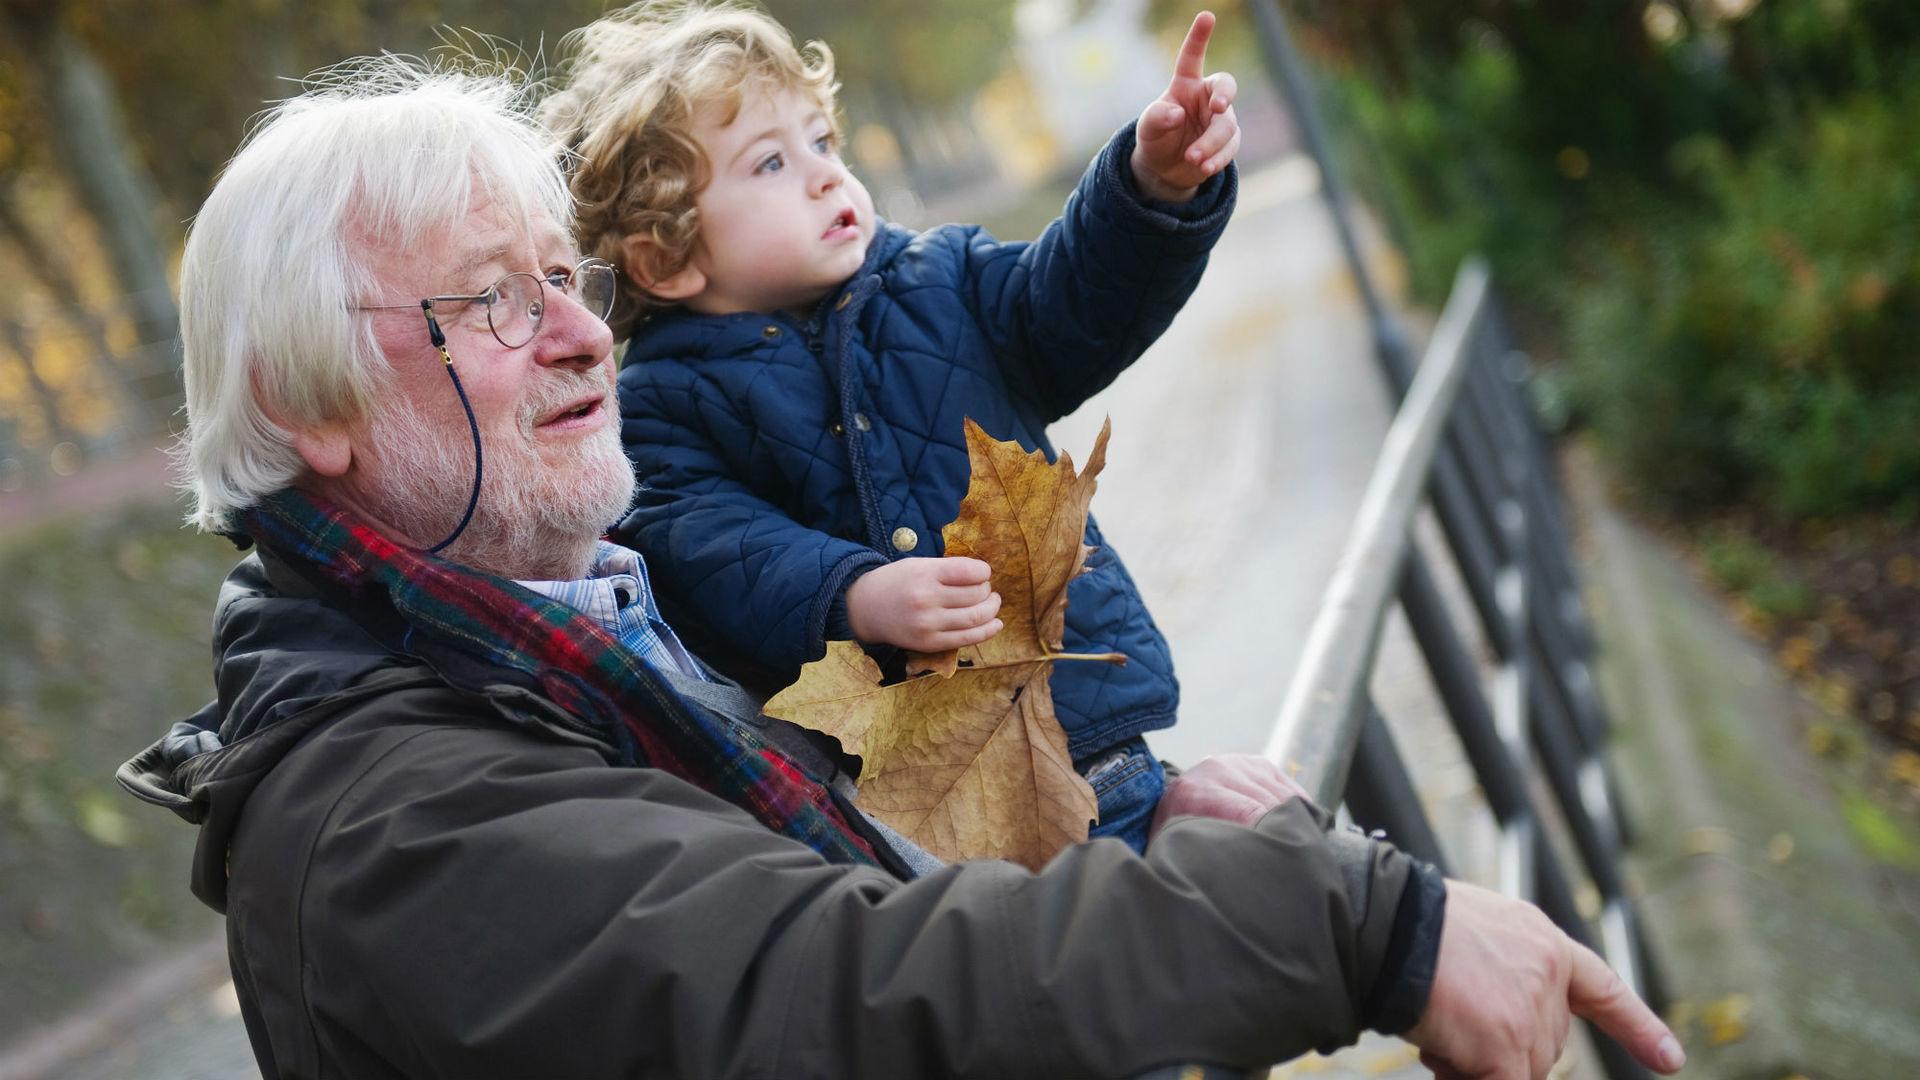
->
xmin=242 ymin=488 xmax=882 ymax=868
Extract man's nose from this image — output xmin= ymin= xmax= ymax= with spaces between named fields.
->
xmin=536 ymin=288 xmax=615 ymax=369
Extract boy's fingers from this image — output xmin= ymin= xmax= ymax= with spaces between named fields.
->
xmin=938 ymin=580 xmax=994 ymax=607
xmin=934 ymin=556 xmax=993 ymax=585
xmin=1201 ymin=129 xmax=1240 ymax=175
xmin=1187 ymin=112 xmax=1238 ymax=165
xmin=1567 ymin=945 xmax=1684 ymax=1073
xmin=938 ymin=592 xmax=1002 ymax=630
xmin=1206 ymin=71 xmax=1237 ymax=111
xmin=1141 ymin=99 xmax=1184 ymax=134
xmin=940 ymin=618 xmax=1003 ymax=650
xmin=1173 ymin=10 xmax=1216 ymax=81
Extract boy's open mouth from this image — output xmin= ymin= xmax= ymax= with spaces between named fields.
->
xmin=824 ymin=208 xmax=857 ymax=237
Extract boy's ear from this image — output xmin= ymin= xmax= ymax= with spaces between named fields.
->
xmin=621 ymin=234 xmax=706 ymax=302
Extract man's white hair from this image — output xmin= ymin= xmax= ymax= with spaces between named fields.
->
xmin=176 ymin=55 xmax=572 ymax=533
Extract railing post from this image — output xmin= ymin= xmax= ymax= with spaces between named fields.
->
xmin=1247 ymin=0 xmax=1415 ymax=386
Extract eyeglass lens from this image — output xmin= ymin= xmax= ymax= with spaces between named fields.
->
xmin=485 ymin=263 xmax=618 ymax=348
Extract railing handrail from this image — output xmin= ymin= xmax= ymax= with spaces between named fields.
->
xmin=1237 ymin=255 xmax=1663 ymax=1080
xmin=1263 ymin=258 xmax=1489 ymax=806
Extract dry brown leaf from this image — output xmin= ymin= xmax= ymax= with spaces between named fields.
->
xmin=765 ymin=419 xmax=1120 ymax=869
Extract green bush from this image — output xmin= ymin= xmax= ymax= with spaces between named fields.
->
xmin=1569 ymin=86 xmax=1920 ymax=517
xmin=1298 ymin=2 xmax=1920 ymax=521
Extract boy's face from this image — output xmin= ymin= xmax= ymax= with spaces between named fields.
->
xmin=681 ymin=86 xmax=875 ymax=316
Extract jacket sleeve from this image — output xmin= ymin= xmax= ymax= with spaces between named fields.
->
xmin=961 ymin=123 xmax=1236 ymax=423
xmin=615 ymin=370 xmax=886 ymax=672
xmin=300 ymin=718 xmax=1436 ymax=1080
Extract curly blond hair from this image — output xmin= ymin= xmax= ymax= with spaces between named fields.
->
xmin=544 ymin=1 xmax=839 ymax=333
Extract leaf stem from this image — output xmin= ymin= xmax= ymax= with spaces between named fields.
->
xmin=919 ymin=651 xmax=1128 ymax=678
xmin=1045 ymin=650 xmax=1128 ymax=665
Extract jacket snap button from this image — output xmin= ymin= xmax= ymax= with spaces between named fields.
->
xmin=852 ymin=412 xmax=872 ymax=432
xmin=831 ymin=421 xmax=845 ymax=437
xmin=835 ymin=292 xmax=853 ymax=311
xmin=762 ymin=325 xmax=780 ymax=338
xmin=891 ymin=526 xmax=919 ymax=553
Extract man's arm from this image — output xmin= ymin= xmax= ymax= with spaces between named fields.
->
xmin=291 ymin=723 xmax=1431 ymax=1079
xmin=1154 ymin=756 xmax=1685 ymax=1080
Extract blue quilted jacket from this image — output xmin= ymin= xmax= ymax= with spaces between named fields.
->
xmin=614 ymin=127 xmax=1235 ymax=833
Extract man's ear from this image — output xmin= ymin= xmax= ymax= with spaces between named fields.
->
xmin=621 ymin=234 xmax=706 ymax=302
xmin=255 ymin=369 xmax=354 ymax=478
xmin=290 ymin=424 xmax=353 ymax=478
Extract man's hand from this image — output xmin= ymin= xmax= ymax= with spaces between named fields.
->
xmin=845 ymin=557 xmax=1003 ymax=652
xmin=1132 ymin=11 xmax=1241 ymax=202
xmin=1147 ymin=754 xmax=1308 ymax=839
xmin=1409 ymin=881 xmax=1686 ymax=1080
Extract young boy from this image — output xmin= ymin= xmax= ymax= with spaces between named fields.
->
xmin=546 ymin=1 xmax=1240 ymax=851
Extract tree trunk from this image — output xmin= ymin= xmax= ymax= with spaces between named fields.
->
xmin=0 ymin=183 xmax=160 ymax=434
xmin=0 ymin=1 xmax=180 ymax=374
xmin=0 ymin=318 xmax=81 ymax=449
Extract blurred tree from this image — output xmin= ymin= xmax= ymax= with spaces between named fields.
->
xmin=766 ymin=0 xmax=1016 ymax=108
xmin=0 ymin=0 xmax=178 ymax=368
xmin=764 ymin=0 xmax=1016 ymax=189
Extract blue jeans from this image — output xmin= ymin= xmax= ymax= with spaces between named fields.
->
xmin=1081 ymin=736 xmax=1165 ymax=853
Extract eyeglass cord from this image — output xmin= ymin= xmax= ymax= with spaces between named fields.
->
xmin=423 ymin=303 xmax=483 ymax=555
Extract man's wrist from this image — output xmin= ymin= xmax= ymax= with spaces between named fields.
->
xmin=1362 ymin=861 xmax=1448 ymax=1036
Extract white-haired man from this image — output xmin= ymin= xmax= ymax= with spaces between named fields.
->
xmin=119 ymin=59 xmax=1684 ymax=1080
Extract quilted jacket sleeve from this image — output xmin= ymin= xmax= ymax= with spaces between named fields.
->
xmin=615 ymin=370 xmax=886 ymax=673
xmin=962 ymin=123 xmax=1237 ymax=423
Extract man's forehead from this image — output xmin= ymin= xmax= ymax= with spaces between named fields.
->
xmin=355 ymin=208 xmax=574 ymax=293
xmin=447 ymin=213 xmax=574 ymax=273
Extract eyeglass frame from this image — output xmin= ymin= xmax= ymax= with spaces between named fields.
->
xmin=354 ymin=257 xmax=619 ymax=350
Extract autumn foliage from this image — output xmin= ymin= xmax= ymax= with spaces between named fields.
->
xmin=765 ymin=419 xmax=1123 ymax=870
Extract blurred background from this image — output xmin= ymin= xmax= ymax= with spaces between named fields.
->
xmin=0 ymin=1 xmax=1915 ymax=1077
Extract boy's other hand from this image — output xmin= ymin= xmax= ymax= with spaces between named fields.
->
xmin=846 ymin=557 xmax=1004 ymax=653
xmin=1132 ymin=10 xmax=1241 ymax=202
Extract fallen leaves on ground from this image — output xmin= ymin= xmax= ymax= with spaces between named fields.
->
xmin=766 ymin=419 xmax=1120 ymax=870
xmin=1702 ymin=993 xmax=1753 ymax=1046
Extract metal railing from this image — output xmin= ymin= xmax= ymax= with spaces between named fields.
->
xmin=1260 ymin=257 xmax=1668 ymax=1080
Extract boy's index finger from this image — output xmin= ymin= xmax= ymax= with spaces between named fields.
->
xmin=1173 ymin=11 xmax=1217 ymax=81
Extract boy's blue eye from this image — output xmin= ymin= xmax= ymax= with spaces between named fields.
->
xmin=755 ymin=152 xmax=784 ymax=175
xmin=813 ymin=133 xmax=836 ymax=155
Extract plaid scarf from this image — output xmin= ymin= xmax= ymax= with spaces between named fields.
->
xmin=242 ymin=488 xmax=882 ymax=868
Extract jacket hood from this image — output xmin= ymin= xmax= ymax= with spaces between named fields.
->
xmin=115 ymin=550 xmax=436 ymax=911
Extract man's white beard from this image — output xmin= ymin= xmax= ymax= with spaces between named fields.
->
xmin=363 ymin=371 xmax=636 ymax=580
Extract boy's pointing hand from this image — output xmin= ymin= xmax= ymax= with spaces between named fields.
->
xmin=1132 ymin=10 xmax=1240 ymax=203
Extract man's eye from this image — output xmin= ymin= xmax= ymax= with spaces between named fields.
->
xmin=755 ymin=152 xmax=784 ymax=175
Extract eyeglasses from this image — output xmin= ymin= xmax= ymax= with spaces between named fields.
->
xmin=358 ymin=258 xmax=618 ymax=348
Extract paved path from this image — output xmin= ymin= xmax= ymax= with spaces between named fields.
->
xmin=7 ymin=156 xmax=1579 ymax=1079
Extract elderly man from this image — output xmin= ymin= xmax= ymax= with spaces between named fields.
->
xmin=119 ymin=59 xmax=1682 ymax=1080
